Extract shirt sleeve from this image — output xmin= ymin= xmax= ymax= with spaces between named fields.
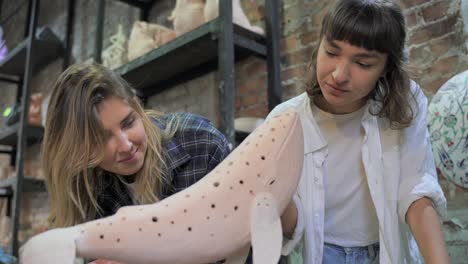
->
xmin=281 ymin=194 xmax=305 ymax=255
xmin=397 ymin=81 xmax=447 ymax=223
xmin=207 ymin=126 xmax=231 ymax=172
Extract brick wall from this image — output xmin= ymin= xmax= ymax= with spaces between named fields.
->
xmin=0 ymin=0 xmax=466 ymax=261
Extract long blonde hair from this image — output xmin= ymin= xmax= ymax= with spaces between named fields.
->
xmin=43 ymin=63 xmax=168 ymax=227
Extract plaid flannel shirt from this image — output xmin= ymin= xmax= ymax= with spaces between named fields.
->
xmin=96 ymin=112 xmax=230 ymax=218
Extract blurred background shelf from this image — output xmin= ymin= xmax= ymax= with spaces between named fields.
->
xmin=115 ymin=18 xmax=266 ymax=98
xmin=0 ymin=124 xmax=44 ymax=147
xmin=0 ymin=27 xmax=63 ymax=77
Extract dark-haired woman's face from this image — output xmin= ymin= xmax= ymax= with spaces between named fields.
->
xmin=316 ymin=38 xmax=387 ymax=114
xmin=97 ymin=96 xmax=148 ymax=175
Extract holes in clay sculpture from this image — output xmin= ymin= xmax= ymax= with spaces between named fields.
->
xmin=121 ymin=217 xmax=126 ymax=221
xmin=234 ymin=206 xmax=238 ymax=211
xmin=259 ymin=134 xmax=263 ymax=138
xmin=211 ymin=204 xmax=216 ymax=209
xmin=201 ymin=195 xmax=205 ymax=199
xmin=188 ymin=227 xmax=192 ymax=232
xmin=261 ymin=156 xmax=266 ymax=160
xmin=109 ymin=222 xmax=112 ymax=226
xmin=116 ymin=238 xmax=120 ymax=243
xmin=229 ymin=186 xmax=233 ymax=190
xmin=228 ymin=161 xmax=234 ymax=166
xmin=269 ymin=180 xmax=276 ymax=185
xmin=224 ymin=214 xmax=228 ymax=218
xmin=100 ymin=235 xmax=104 ymax=239
xmin=249 ymin=190 xmax=254 ymax=195
xmin=158 ymin=233 xmax=162 ymax=237
xmin=239 ymin=180 xmax=244 ymax=185
xmin=270 ymin=128 xmax=275 ymax=132
xmin=257 ymin=173 xmax=261 ymax=178
xmin=139 ymin=228 xmax=142 ymax=232
xmin=272 ymin=138 xmax=276 ymax=142
xmin=96 ymin=222 xmax=101 ymax=226
xmin=184 ymin=209 xmax=188 ymax=213
xmin=206 ymin=216 xmax=210 ymax=220
xmin=152 ymin=217 xmax=158 ymax=222
xmin=245 ymin=161 xmax=250 ymax=166
xmin=227 ymin=170 xmax=230 ymax=174
xmin=185 ymin=194 xmax=190 ymax=198
xmin=213 ymin=182 xmax=220 ymax=187
xmin=171 ymin=220 xmax=175 ymax=225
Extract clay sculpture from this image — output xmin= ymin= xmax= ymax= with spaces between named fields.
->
xmin=19 ymin=109 xmax=304 ymax=264
xmin=204 ymin=0 xmax=265 ymax=35
xmin=168 ymin=0 xmax=205 ymax=36
xmin=102 ymin=24 xmax=128 ymax=70
xmin=127 ymin=21 xmax=176 ymax=62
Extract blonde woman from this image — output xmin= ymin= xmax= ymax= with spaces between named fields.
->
xmin=42 ymin=63 xmax=230 ymax=263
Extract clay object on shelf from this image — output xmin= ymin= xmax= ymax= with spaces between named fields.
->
xmin=204 ymin=0 xmax=265 ymax=35
xmin=28 ymin=93 xmax=43 ymax=127
xmin=428 ymin=70 xmax=468 ymax=189
xmin=127 ymin=21 xmax=176 ymax=62
xmin=102 ymin=24 xmax=128 ymax=70
xmin=168 ymin=0 xmax=205 ymax=37
xmin=20 ymin=109 xmax=304 ymax=264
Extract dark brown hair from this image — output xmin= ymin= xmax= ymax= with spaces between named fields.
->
xmin=306 ymin=0 xmax=416 ymax=129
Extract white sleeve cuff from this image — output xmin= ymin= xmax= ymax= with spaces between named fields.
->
xmin=398 ymin=173 xmax=447 ymax=224
xmin=281 ymin=194 xmax=305 ymax=256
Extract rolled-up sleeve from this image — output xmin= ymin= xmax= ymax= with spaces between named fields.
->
xmin=281 ymin=194 xmax=305 ymax=255
xmin=398 ymin=81 xmax=447 ymax=223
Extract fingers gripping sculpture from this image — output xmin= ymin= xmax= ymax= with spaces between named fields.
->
xmin=20 ymin=109 xmax=304 ymax=264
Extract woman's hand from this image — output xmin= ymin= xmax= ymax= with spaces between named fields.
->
xmin=281 ymin=199 xmax=298 ymax=239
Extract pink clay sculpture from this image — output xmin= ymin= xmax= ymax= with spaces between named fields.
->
xmin=19 ymin=109 xmax=304 ymax=264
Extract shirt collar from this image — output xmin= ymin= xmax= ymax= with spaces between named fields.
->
xmin=152 ymin=117 xmax=191 ymax=172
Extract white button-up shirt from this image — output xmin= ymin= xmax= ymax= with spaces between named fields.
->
xmin=268 ymin=82 xmax=446 ymax=264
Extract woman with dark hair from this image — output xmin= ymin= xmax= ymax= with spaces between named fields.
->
xmin=271 ymin=0 xmax=449 ymax=263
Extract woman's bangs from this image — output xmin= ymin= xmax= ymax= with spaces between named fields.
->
xmin=324 ymin=8 xmax=398 ymax=54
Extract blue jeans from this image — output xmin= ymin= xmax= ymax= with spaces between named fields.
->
xmin=322 ymin=243 xmax=379 ymax=264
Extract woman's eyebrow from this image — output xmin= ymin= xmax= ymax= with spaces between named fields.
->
xmin=120 ymin=111 xmax=133 ymax=125
xmin=328 ymin=40 xmax=382 ymax=59
xmin=353 ymin=52 xmax=382 ymax=59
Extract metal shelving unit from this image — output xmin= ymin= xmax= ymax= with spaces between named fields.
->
xmin=96 ymin=0 xmax=282 ymax=144
xmin=0 ymin=0 xmax=73 ymax=256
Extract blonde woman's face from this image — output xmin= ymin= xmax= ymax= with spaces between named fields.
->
xmin=96 ymin=96 xmax=148 ymax=175
xmin=316 ymin=38 xmax=387 ymax=114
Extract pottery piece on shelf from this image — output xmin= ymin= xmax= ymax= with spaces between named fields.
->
xmin=28 ymin=93 xmax=43 ymax=127
xmin=168 ymin=0 xmax=205 ymax=36
xmin=428 ymin=70 xmax=468 ymax=189
xmin=128 ymin=21 xmax=176 ymax=62
xmin=204 ymin=0 xmax=265 ymax=36
xmin=102 ymin=24 xmax=128 ymax=70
